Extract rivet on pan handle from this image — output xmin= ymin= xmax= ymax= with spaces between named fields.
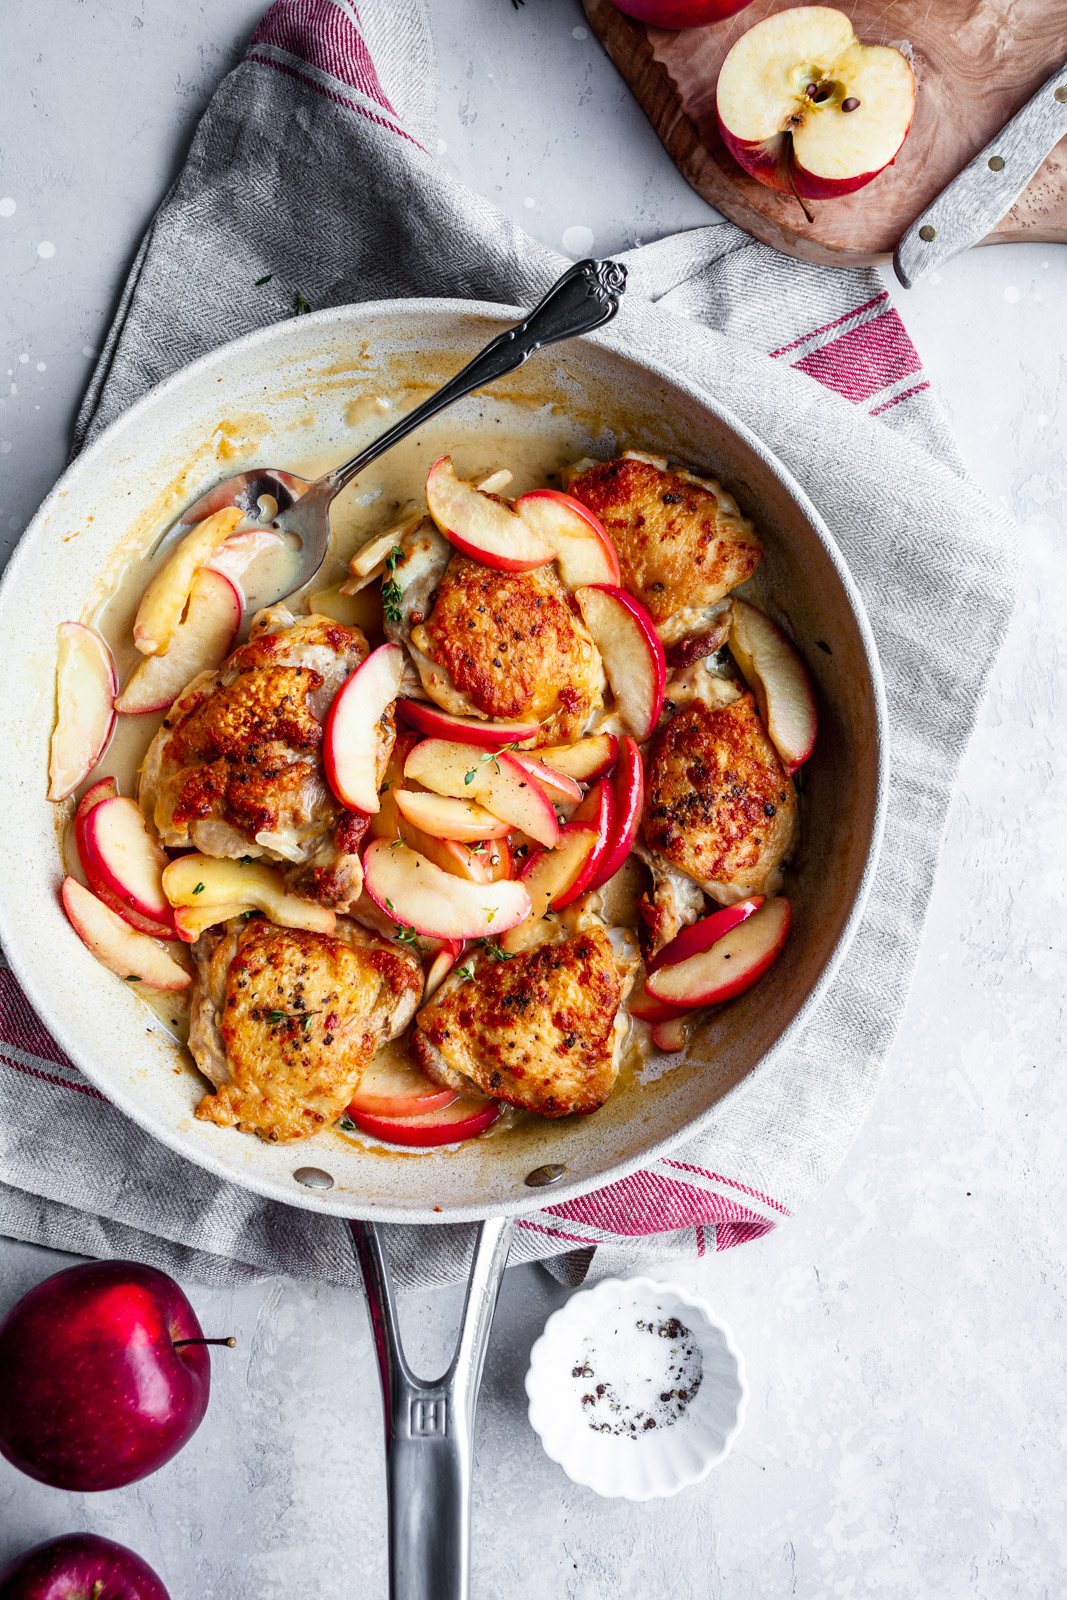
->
xmin=351 ymin=1218 xmax=513 ymax=1600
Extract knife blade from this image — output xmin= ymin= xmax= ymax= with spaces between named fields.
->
xmin=894 ymin=58 xmax=1067 ymax=288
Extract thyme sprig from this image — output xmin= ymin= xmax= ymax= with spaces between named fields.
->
xmin=381 ymin=545 xmax=404 ymax=623
xmin=264 ymin=1009 xmax=316 ymax=1036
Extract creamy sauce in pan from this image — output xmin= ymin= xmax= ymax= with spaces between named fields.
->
xmin=65 ymin=395 xmax=665 ymax=1150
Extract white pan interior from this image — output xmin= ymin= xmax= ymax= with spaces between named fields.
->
xmin=0 ymin=302 xmax=886 ymax=1222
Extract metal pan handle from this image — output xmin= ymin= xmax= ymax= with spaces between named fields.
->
xmin=351 ymin=1218 xmax=514 ymax=1600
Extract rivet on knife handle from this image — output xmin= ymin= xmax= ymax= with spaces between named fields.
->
xmin=894 ymin=60 xmax=1067 ymax=288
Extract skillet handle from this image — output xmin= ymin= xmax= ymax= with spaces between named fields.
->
xmin=351 ymin=1218 xmax=514 ymax=1600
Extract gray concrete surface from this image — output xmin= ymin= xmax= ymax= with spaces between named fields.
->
xmin=1 ymin=3 xmax=1065 ymax=1596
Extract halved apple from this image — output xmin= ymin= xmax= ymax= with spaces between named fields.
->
xmin=61 ymin=877 xmax=191 ymax=992
xmin=81 ymin=796 xmax=175 ymax=931
xmin=346 ymin=1094 xmax=500 ymax=1148
xmin=48 ymin=623 xmax=117 ymax=802
xmin=394 ymin=789 xmax=509 ymax=842
xmin=115 ymin=568 xmax=240 ymax=715
xmin=347 ymin=1054 xmax=457 ymax=1118
xmin=425 ymin=456 xmax=553 ymax=573
xmin=362 ymin=838 xmax=530 ymax=940
xmin=575 ymin=586 xmax=666 ymax=741
xmin=404 ymin=739 xmax=559 ymax=848
xmin=587 ymin=735 xmax=644 ymax=891
xmin=531 ymin=732 xmax=619 ymax=784
xmin=646 ymin=895 xmax=791 ymax=1007
xmin=323 ymin=642 xmax=404 ymax=813
xmin=647 ymin=896 xmax=764 ymax=974
xmin=162 ymin=853 xmax=336 ymax=942
xmin=133 ymin=506 xmax=243 ymax=656
xmin=728 ymin=600 xmax=817 ymax=774
xmin=395 ymin=699 xmax=539 ymax=747
xmin=510 ymin=753 xmax=582 ymax=806
xmin=513 ymin=489 xmax=621 ymax=588
xmin=715 ymin=7 xmax=915 ymax=201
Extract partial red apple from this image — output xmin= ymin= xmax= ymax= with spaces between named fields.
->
xmin=646 ymin=895 xmax=791 ymax=1007
xmin=48 ymin=623 xmax=117 ymax=802
xmin=0 ymin=1534 xmax=170 ymax=1600
xmin=362 ymin=838 xmax=530 ymax=940
xmin=647 ymin=895 xmax=764 ymax=973
xmin=575 ymin=585 xmax=666 ymax=741
xmin=348 ymin=1053 xmax=457 ymax=1118
xmin=394 ymin=789 xmax=510 ymax=842
xmin=323 ymin=642 xmax=404 ymax=813
xmin=425 ymin=457 xmax=553 ymax=572
xmin=715 ymin=7 xmax=915 ymax=200
xmin=61 ymin=879 xmax=191 ymax=992
xmin=512 ymin=489 xmax=621 ymax=588
xmin=586 ymin=735 xmax=644 ymax=891
xmin=728 ymin=599 xmax=816 ymax=773
xmin=627 ymin=976 xmax=691 ymax=1026
xmin=405 ymin=738 xmax=559 ymax=847
xmin=611 ymin=0 xmax=754 ymax=29
xmin=650 ymin=1014 xmax=693 ymax=1053
xmin=510 ymin=752 xmax=583 ymax=807
xmin=80 ymin=796 xmax=175 ymax=931
xmin=532 ymin=732 xmax=619 ymax=784
xmin=0 ymin=1261 xmax=214 ymax=1491
xmin=73 ymin=781 xmax=175 ymax=939
xmin=115 ymin=568 xmax=240 ymax=715
xmin=396 ymin=699 xmax=539 ymax=747
xmin=348 ymin=1095 xmax=500 ymax=1148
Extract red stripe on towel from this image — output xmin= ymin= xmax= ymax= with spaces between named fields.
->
xmin=768 ymin=292 xmax=889 ymax=359
xmin=251 ymin=0 xmax=393 ymax=114
xmin=792 ymin=308 xmax=921 ymax=404
xmin=546 ymin=1168 xmax=770 ymax=1238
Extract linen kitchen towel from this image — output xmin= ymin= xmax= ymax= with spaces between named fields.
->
xmin=0 ymin=0 xmax=1015 ymax=1289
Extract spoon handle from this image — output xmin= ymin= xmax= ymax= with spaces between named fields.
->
xmin=324 ymin=258 xmax=627 ymax=498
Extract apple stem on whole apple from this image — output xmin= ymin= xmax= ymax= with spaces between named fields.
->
xmin=783 ymin=148 xmax=816 ymax=224
xmin=172 ymin=1336 xmax=237 ymax=1349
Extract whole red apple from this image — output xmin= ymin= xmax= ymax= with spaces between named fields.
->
xmin=0 ymin=1534 xmax=169 ymax=1600
xmin=612 ymin=0 xmax=752 ymax=25
xmin=0 ymin=1262 xmax=212 ymax=1491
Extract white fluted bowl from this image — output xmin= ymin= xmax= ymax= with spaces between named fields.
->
xmin=525 ymin=1276 xmax=747 ymax=1499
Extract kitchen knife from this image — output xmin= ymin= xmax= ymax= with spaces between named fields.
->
xmin=894 ymin=58 xmax=1067 ymax=288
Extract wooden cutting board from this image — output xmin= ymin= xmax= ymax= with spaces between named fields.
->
xmin=582 ymin=0 xmax=1067 ymax=267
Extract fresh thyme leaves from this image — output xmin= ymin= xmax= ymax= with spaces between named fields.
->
xmin=393 ymin=923 xmax=426 ymax=953
xmin=255 ymin=274 xmax=274 ymax=286
xmin=469 ymin=842 xmax=487 ymax=854
xmin=294 ymin=289 xmax=311 ymax=315
xmin=464 ymin=744 xmax=517 ymax=784
xmin=454 ymin=961 xmax=476 ymax=983
xmin=478 ymin=936 xmax=514 ymax=962
xmin=338 ymin=1114 xmax=357 ymax=1132
xmin=381 ymin=545 xmax=404 ymax=623
xmin=265 ymin=1009 xmax=316 ymax=1035
xmin=192 ymin=882 xmax=205 ymax=895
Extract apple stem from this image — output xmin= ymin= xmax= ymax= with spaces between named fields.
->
xmin=173 ymin=1335 xmax=237 ymax=1349
xmin=784 ymin=155 xmax=816 ymax=226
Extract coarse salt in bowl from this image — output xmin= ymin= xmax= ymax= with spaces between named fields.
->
xmin=525 ymin=1276 xmax=747 ymax=1500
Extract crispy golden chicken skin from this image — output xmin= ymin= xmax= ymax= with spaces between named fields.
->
xmin=140 ymin=608 xmax=389 ymax=908
xmin=412 ymin=927 xmax=628 ymax=1118
xmin=642 ymin=692 xmax=796 ymax=906
xmin=190 ymin=915 xmax=422 ymax=1143
xmin=568 ymin=455 xmax=761 ymax=639
xmin=409 ymin=555 xmax=603 ymax=745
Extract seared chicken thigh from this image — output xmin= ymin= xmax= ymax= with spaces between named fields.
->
xmin=385 ymin=520 xmax=603 ymax=745
xmin=568 ymin=453 xmax=761 ymax=648
xmin=190 ymin=915 xmax=422 ymax=1142
xmin=642 ymin=691 xmax=795 ymax=938
xmin=140 ymin=607 xmax=388 ymax=911
xmin=412 ymin=925 xmax=633 ymax=1117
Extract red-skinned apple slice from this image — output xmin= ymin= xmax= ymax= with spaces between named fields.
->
xmin=162 ymin=854 xmax=336 ymax=942
xmin=650 ymin=1015 xmax=693 ymax=1053
xmin=81 ymin=797 xmax=175 ymax=931
xmin=728 ymin=600 xmax=817 ymax=773
xmin=513 ymin=489 xmax=621 ymax=588
xmin=372 ymin=787 xmax=513 ymax=885
xmin=646 ymin=895 xmax=791 ymax=1007
xmin=569 ymin=776 xmax=615 ymax=888
xmin=404 ymin=740 xmax=559 ymax=847
xmin=115 ymin=568 xmax=240 ymax=716
xmin=647 ymin=896 xmax=764 ymax=974
xmin=715 ymin=7 xmax=915 ymax=201
xmin=347 ymin=1095 xmax=500 ymax=1148
xmin=48 ymin=624 xmax=117 ymax=802
xmin=423 ymin=939 xmax=464 ymax=1003
xmin=586 ymin=735 xmax=644 ymax=891
xmin=323 ymin=642 xmax=404 ymax=813
xmin=347 ymin=1054 xmax=457 ymax=1118
xmin=61 ymin=877 xmax=190 ymax=992
xmin=627 ymin=977 xmax=690 ymax=1026
xmin=393 ymin=790 xmax=510 ymax=842
xmin=510 ymin=753 xmax=583 ymax=806
xmin=73 ymin=781 xmax=176 ymax=938
xmin=531 ymin=733 xmax=618 ymax=783
xmin=363 ymin=838 xmax=530 ymax=940
xmin=425 ymin=456 xmax=553 ymax=573
xmin=395 ymin=700 xmax=539 ymax=748
xmin=575 ymin=586 xmax=666 ymax=741
xmin=134 ymin=507 xmax=243 ymax=656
